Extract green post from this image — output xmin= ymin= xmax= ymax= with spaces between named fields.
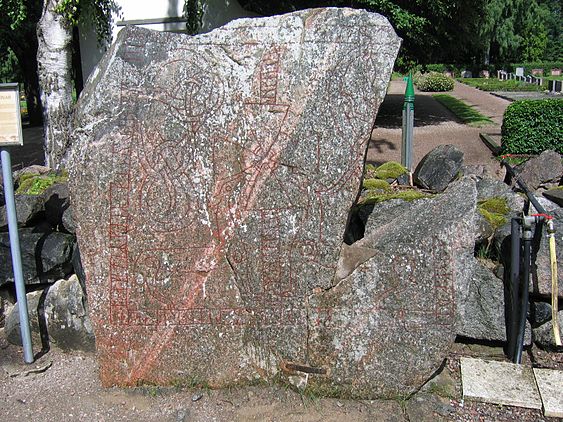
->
xmin=401 ymin=73 xmax=415 ymax=176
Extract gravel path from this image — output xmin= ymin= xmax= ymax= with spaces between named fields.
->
xmin=368 ymin=80 xmax=511 ymax=177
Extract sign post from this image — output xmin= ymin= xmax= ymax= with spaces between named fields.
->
xmin=0 ymin=83 xmax=33 ymax=363
xmin=401 ymin=74 xmax=415 ymax=183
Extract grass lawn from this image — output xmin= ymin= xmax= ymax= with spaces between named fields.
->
xmin=458 ymin=78 xmax=544 ymax=92
xmin=433 ymin=94 xmax=494 ymax=127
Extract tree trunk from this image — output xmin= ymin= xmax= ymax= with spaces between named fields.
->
xmin=8 ymin=37 xmax=43 ymax=127
xmin=20 ymin=54 xmax=43 ymax=127
xmin=37 ymin=0 xmax=73 ymax=169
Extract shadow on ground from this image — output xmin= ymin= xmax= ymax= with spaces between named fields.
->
xmin=375 ymin=94 xmax=460 ymax=128
xmin=1 ymin=124 xmax=45 ymax=171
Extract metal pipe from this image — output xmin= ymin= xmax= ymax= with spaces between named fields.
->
xmin=507 ymin=218 xmax=521 ymax=360
xmin=1 ymin=149 xmax=34 ymax=363
xmin=514 ymin=217 xmax=533 ymax=364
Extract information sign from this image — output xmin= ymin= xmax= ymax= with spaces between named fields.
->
xmin=0 ymin=83 xmax=24 ymax=146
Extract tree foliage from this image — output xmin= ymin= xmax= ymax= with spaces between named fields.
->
xmin=183 ymin=0 xmax=204 ymax=35
xmin=0 ymin=0 xmax=43 ymax=124
xmin=53 ymin=0 xmax=121 ymax=44
xmin=234 ymin=0 xmax=560 ymax=66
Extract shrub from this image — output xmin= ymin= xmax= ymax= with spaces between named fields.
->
xmin=501 ymin=99 xmax=563 ymax=154
xmin=415 ymin=72 xmax=455 ymax=92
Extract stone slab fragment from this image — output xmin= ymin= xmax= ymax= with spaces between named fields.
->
xmin=543 ymin=188 xmax=563 ymax=207
xmin=461 ymin=357 xmax=541 ymax=409
xmin=69 ymin=8 xmax=400 ymax=387
xmin=534 ymin=368 xmax=563 ymax=418
xmin=307 ymin=179 xmax=477 ymax=397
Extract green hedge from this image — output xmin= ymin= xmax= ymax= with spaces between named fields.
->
xmin=501 ymin=99 xmax=563 ymax=154
xmin=399 ymin=62 xmax=563 ymax=77
xmin=459 ymin=78 xmax=543 ymax=92
xmin=415 ymin=72 xmax=455 ymax=92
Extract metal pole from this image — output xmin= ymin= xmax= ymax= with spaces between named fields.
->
xmin=507 ymin=218 xmax=521 ymax=361
xmin=401 ymin=74 xmax=415 ymax=178
xmin=514 ymin=217 xmax=533 ymax=364
xmin=1 ymin=148 xmax=34 ymax=363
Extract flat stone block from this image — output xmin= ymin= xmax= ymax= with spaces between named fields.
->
xmin=460 ymin=357 xmax=541 ymax=409
xmin=534 ymin=368 xmax=563 ymax=418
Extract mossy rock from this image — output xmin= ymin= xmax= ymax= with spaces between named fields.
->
xmin=372 ymin=161 xmax=408 ymax=180
xmin=15 ymin=171 xmax=68 ymax=195
xmin=363 ymin=178 xmax=390 ymax=191
xmin=361 ymin=189 xmax=432 ymax=205
xmin=477 ymin=197 xmax=509 ymax=230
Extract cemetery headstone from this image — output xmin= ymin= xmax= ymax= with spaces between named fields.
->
xmin=531 ymin=68 xmax=543 ymax=76
xmin=461 ymin=70 xmax=472 ymax=78
xmin=515 ymin=67 xmax=525 ymax=77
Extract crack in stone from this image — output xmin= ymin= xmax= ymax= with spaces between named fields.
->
xmin=220 ymin=46 xmax=244 ymax=67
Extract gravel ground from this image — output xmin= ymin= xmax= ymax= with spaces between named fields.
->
xmin=2 ymin=331 xmax=561 ymax=421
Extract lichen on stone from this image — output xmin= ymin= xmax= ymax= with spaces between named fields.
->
xmin=16 ymin=170 xmax=68 ymax=195
xmin=364 ymin=161 xmax=408 ymax=181
xmin=477 ymin=197 xmax=509 ymax=230
xmin=362 ymin=178 xmax=390 ymax=191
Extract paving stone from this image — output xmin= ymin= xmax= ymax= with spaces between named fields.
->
xmin=460 ymin=357 xmax=541 ymax=409
xmin=533 ymin=368 xmax=563 ymax=418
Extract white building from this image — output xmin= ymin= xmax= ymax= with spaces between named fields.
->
xmin=79 ymin=0 xmax=256 ymax=83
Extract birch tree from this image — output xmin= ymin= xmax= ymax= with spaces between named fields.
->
xmin=36 ymin=0 xmax=120 ymax=169
xmin=37 ymin=0 xmax=73 ymax=168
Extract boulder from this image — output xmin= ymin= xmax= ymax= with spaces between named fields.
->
xmin=13 ymin=165 xmax=51 ymax=184
xmin=530 ymin=301 xmax=552 ymax=327
xmin=543 ymin=188 xmax=563 ymax=207
xmin=5 ymin=275 xmax=95 ymax=351
xmin=513 ymin=150 xmax=563 ymax=191
xmin=474 ymin=177 xmax=523 ymax=245
xmin=44 ymin=275 xmax=95 ymax=351
xmin=456 ymin=259 xmax=531 ymax=344
xmin=493 ymin=197 xmax=562 ymax=297
xmin=68 ymin=9 xmax=401 ymax=388
xmin=0 ymin=229 xmax=75 ymax=286
xmin=4 ymin=289 xmax=45 ymax=347
xmin=533 ymin=310 xmax=563 ymax=350
xmin=43 ymin=182 xmax=71 ymax=229
xmin=72 ymin=244 xmax=86 ymax=291
xmin=61 ymin=206 xmax=77 ymax=234
xmin=529 ymin=204 xmax=563 ymax=297
xmin=414 ymin=145 xmax=464 ymax=192
xmin=0 ymin=194 xmax=45 ymax=229
xmin=307 ymin=179 xmax=477 ymax=397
